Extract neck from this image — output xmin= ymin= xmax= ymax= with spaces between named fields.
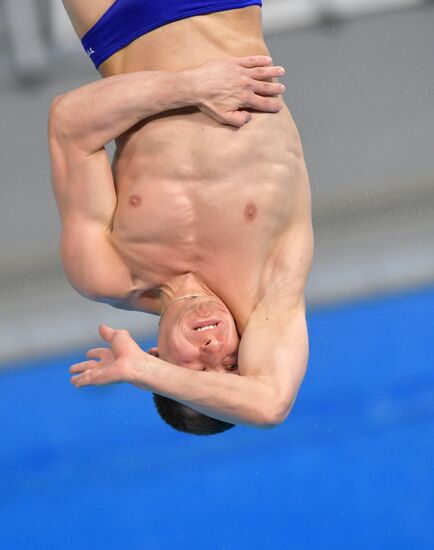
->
xmin=159 ymin=273 xmax=217 ymax=320
xmin=159 ymin=293 xmax=209 ymax=324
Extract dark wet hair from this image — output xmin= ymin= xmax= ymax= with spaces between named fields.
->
xmin=152 ymin=393 xmax=236 ymax=436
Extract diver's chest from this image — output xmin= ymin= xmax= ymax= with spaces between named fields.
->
xmin=113 ymin=179 xmax=287 ymax=251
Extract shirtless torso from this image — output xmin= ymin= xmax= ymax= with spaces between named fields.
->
xmin=62 ymin=2 xmax=313 ymax=332
xmin=52 ymin=1 xmax=314 ymax=430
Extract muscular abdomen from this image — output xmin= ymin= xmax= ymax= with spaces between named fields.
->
xmin=100 ymin=6 xmax=267 ymax=75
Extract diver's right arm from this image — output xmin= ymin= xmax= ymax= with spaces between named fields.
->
xmin=49 ymin=56 xmax=284 ymax=154
xmin=49 ymin=100 xmax=137 ymax=304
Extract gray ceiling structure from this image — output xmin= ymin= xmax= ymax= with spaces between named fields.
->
xmin=0 ymin=2 xmax=433 ymax=362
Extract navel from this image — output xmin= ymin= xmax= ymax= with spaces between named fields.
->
xmin=244 ymin=202 xmax=257 ymax=221
xmin=129 ymin=194 xmax=141 ymax=207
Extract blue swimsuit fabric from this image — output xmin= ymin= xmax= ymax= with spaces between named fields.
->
xmin=81 ymin=0 xmax=263 ymax=69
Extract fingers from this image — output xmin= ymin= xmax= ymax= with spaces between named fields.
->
xmin=246 ymin=95 xmax=283 ymax=113
xmin=252 ymin=80 xmax=285 ymax=97
xmin=69 ymin=359 xmax=98 ymax=375
xmin=69 ymin=325 xmax=134 ymax=389
xmin=70 ymin=362 xmax=123 ymax=388
xmin=237 ymin=55 xmax=273 ymax=68
xmin=99 ymin=324 xmax=131 ymax=343
xmin=247 ymin=65 xmax=285 ymax=80
xmin=69 ymin=359 xmax=109 ymax=387
xmin=99 ymin=324 xmax=115 ymax=343
xmin=243 ymin=63 xmax=286 ymax=113
xmin=86 ymin=347 xmax=112 ymax=360
xmin=70 ymin=368 xmax=98 ymax=388
xmin=223 ymin=110 xmax=252 ymax=128
xmin=70 ymin=373 xmax=90 ymax=389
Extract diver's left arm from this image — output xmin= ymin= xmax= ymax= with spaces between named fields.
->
xmin=143 ymin=297 xmax=309 ymax=427
xmin=69 ymin=296 xmax=308 ymax=428
xmin=234 ymin=293 xmax=309 ymax=425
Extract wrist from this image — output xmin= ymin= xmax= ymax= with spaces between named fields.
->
xmin=126 ymin=351 xmax=159 ymax=388
xmin=178 ymin=68 xmax=202 ymax=107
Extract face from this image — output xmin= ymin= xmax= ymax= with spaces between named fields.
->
xmin=157 ymin=297 xmax=240 ymax=374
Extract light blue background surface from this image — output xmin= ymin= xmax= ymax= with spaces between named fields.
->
xmin=1 ymin=287 xmax=433 ymax=549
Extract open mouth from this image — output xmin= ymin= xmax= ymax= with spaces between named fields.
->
xmin=193 ymin=320 xmax=220 ymax=332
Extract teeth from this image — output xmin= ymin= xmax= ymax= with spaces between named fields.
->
xmin=195 ymin=324 xmax=217 ymax=332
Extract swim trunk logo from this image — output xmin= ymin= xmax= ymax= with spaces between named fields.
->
xmin=86 ymin=47 xmax=95 ymax=57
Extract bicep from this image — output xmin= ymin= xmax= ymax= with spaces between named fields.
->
xmin=50 ymin=121 xmax=133 ymax=302
xmin=60 ymin=215 xmax=134 ymax=302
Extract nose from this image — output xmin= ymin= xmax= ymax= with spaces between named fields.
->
xmin=200 ymin=337 xmax=221 ymax=354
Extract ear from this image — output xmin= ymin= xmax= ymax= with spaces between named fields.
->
xmin=146 ymin=347 xmax=159 ymax=358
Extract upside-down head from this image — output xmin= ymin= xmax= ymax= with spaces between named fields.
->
xmin=151 ymin=295 xmax=240 ymax=435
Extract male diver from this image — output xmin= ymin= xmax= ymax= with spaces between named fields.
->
xmin=49 ymin=0 xmax=314 ymax=435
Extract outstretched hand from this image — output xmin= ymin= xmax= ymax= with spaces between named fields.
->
xmin=192 ymin=55 xmax=286 ymax=127
xmin=69 ymin=324 xmax=146 ymax=388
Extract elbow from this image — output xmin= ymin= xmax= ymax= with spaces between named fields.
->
xmin=257 ymin=401 xmax=293 ymax=430
xmin=49 ymin=95 xmax=65 ymax=123
xmin=48 ymin=94 xmax=71 ymax=142
xmin=50 ymin=94 xmax=65 ymax=111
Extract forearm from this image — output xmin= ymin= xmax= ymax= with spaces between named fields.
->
xmin=129 ymin=355 xmax=280 ymax=428
xmin=50 ymin=70 xmax=193 ymax=153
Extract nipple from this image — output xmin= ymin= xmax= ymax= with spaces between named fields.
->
xmin=129 ymin=195 xmax=141 ymax=207
xmin=244 ymin=202 xmax=257 ymax=220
